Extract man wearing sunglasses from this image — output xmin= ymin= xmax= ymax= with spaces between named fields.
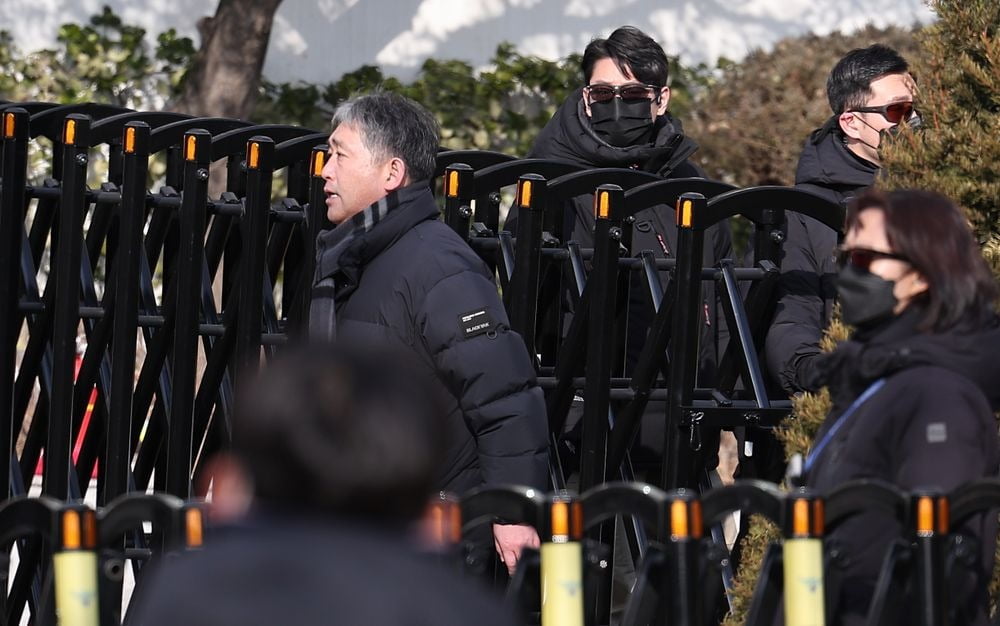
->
xmin=509 ymin=25 xmax=732 ymax=480
xmin=766 ymin=44 xmax=919 ymax=396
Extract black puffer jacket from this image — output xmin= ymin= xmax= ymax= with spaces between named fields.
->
xmin=765 ymin=122 xmax=878 ymax=394
xmin=510 ymin=89 xmax=733 ymax=380
xmin=804 ymin=309 xmax=1000 ymax=626
xmin=314 ymin=183 xmax=549 ymax=494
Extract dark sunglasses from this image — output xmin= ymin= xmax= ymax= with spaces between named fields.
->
xmin=851 ymin=101 xmax=916 ymax=124
xmin=585 ymin=83 xmax=659 ymax=104
xmin=837 ymin=247 xmax=911 ymax=271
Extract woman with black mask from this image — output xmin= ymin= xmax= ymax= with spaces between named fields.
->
xmin=802 ymin=188 xmax=1000 ymax=625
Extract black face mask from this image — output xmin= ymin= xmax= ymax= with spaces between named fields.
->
xmin=589 ymin=98 xmax=655 ymax=147
xmin=837 ymin=264 xmax=898 ymax=328
xmin=858 ymin=112 xmax=923 ymax=160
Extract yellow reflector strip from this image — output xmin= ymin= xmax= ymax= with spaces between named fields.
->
xmin=186 ymin=508 xmax=204 ymax=547
xmin=3 ymin=112 xmax=14 ymax=138
xmin=248 ymin=142 xmax=260 ymax=169
xmin=124 ymin=127 xmax=136 ymax=154
xmin=677 ymin=199 xmax=693 ymax=227
xmin=916 ymin=496 xmax=934 ymax=536
xmin=936 ymin=497 xmax=949 ymax=535
xmin=597 ymin=191 xmax=610 ymax=219
xmin=812 ymin=499 xmax=825 ymax=537
xmin=185 ymin=135 xmax=197 ymax=161
xmin=62 ymin=510 xmax=81 ymax=550
xmin=793 ymin=498 xmax=810 ymax=537
xmin=670 ymin=500 xmax=689 ymax=538
xmin=312 ymin=150 xmax=325 ymax=177
xmin=447 ymin=170 xmax=460 ymax=197
xmin=551 ymin=501 xmax=569 ymax=537
xmin=64 ymin=119 xmax=77 ymax=146
xmin=82 ymin=511 xmax=97 ymax=549
xmin=518 ymin=180 xmax=533 ymax=208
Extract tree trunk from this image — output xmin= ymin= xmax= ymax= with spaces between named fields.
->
xmin=171 ymin=0 xmax=284 ymax=119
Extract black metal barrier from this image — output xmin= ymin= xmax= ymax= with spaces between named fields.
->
xmin=432 ymin=479 xmax=1000 ymax=626
xmin=2 ymin=102 xmax=853 ymax=623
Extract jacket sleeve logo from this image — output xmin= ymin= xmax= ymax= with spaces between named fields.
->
xmin=459 ymin=308 xmax=495 ymax=338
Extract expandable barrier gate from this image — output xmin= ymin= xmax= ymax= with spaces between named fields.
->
xmin=428 ymin=479 xmax=1000 ymax=626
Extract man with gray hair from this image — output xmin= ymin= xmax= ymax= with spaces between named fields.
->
xmin=310 ymin=91 xmax=549 ymax=573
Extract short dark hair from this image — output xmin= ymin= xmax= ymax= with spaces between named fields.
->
xmin=231 ymin=342 xmax=447 ymax=521
xmin=847 ymin=189 xmax=998 ymax=331
xmin=332 ymin=91 xmax=440 ymax=182
xmin=826 ymin=44 xmax=909 ymax=115
xmin=582 ymin=26 xmax=670 ymax=87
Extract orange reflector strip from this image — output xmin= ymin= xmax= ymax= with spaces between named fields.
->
xmin=185 ymin=135 xmax=197 ymax=161
xmin=936 ymin=497 xmax=949 ymax=535
xmin=312 ymin=150 xmax=325 ymax=177
xmin=3 ymin=112 xmax=14 ymax=138
xmin=124 ymin=127 xmax=136 ymax=154
xmin=448 ymin=500 xmax=462 ymax=544
xmin=793 ymin=498 xmax=810 ymax=537
xmin=62 ymin=510 xmax=81 ymax=550
xmin=447 ymin=170 xmax=460 ymax=197
xmin=571 ymin=501 xmax=584 ymax=540
xmin=551 ymin=501 xmax=569 ymax=537
xmin=518 ymin=180 xmax=533 ymax=208
xmin=670 ymin=500 xmax=689 ymax=538
xmin=248 ymin=142 xmax=260 ymax=169
xmin=82 ymin=511 xmax=97 ymax=549
xmin=916 ymin=496 xmax=934 ymax=536
xmin=677 ymin=199 xmax=693 ymax=227
xmin=690 ymin=500 xmax=703 ymax=539
xmin=64 ymin=119 xmax=77 ymax=146
xmin=186 ymin=508 xmax=204 ymax=547
xmin=812 ymin=499 xmax=825 ymax=537
xmin=596 ymin=191 xmax=610 ymax=219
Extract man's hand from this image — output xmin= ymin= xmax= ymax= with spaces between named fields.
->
xmin=492 ymin=523 xmax=540 ymax=575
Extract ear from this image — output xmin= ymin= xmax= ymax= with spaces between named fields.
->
xmin=203 ymin=453 xmax=254 ymax=523
xmin=655 ymin=86 xmax=671 ymax=116
xmin=839 ymin=111 xmax=863 ymax=140
xmin=383 ymin=156 xmax=409 ymax=191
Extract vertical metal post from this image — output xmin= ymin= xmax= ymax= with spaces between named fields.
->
xmin=662 ymin=193 xmax=706 ymax=490
xmin=103 ymin=122 xmax=149 ymax=504
xmin=541 ymin=493 xmax=585 ymax=626
xmin=166 ymin=129 xmax=211 ymax=499
xmin=234 ymin=136 xmax=274 ymax=377
xmin=0 ymin=108 xmax=29 ymax=502
xmin=507 ymin=174 xmax=546 ymax=359
xmin=46 ymin=114 xmax=91 ymax=500
xmin=442 ymin=164 xmax=474 ymax=240
xmin=783 ymin=488 xmax=825 ymax=626
xmin=663 ymin=490 xmax=703 ymax=626
xmin=579 ymin=185 xmax=623 ymax=493
xmin=293 ymin=145 xmax=328 ymax=335
xmin=912 ymin=492 xmax=948 ymax=626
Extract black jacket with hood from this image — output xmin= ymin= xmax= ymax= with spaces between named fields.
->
xmin=803 ymin=308 xmax=1000 ymax=626
xmin=509 ymin=89 xmax=733 ymax=381
xmin=312 ymin=182 xmax=549 ymax=495
xmin=765 ymin=121 xmax=878 ymax=394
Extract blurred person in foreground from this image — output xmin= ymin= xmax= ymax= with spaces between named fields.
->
xmin=799 ymin=189 xmax=1000 ymax=625
xmin=133 ymin=344 xmax=520 ymax=626
xmin=311 ymin=91 xmax=549 ymax=573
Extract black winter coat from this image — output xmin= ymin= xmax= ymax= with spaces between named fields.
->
xmin=132 ymin=514 xmax=519 ymax=626
xmin=313 ymin=184 xmax=549 ymax=495
xmin=765 ymin=122 xmax=878 ymax=394
xmin=804 ymin=309 xmax=1000 ymax=626
xmin=510 ymin=89 xmax=733 ymax=380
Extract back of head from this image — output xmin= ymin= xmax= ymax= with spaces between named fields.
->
xmin=826 ymin=44 xmax=909 ymax=115
xmin=332 ymin=91 xmax=440 ymax=182
xmin=232 ymin=342 xmax=447 ymax=522
xmin=848 ymin=188 xmax=998 ymax=331
xmin=582 ymin=25 xmax=670 ymax=87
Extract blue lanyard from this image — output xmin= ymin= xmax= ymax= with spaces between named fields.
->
xmin=803 ymin=378 xmax=887 ymax=473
